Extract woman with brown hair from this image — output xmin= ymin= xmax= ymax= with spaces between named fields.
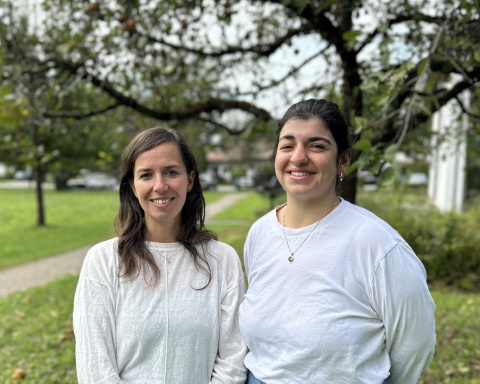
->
xmin=74 ymin=127 xmax=247 ymax=383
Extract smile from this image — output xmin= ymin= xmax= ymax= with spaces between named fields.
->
xmin=290 ymin=171 xmax=312 ymax=176
xmin=152 ymin=198 xmax=173 ymax=204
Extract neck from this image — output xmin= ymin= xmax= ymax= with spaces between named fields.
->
xmin=282 ymin=194 xmax=340 ymax=229
xmin=144 ymin=221 xmax=180 ymax=243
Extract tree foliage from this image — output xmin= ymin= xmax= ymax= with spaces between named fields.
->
xmin=1 ymin=0 xmax=479 ymax=203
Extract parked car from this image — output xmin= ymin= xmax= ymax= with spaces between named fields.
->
xmin=359 ymin=170 xmax=378 ymax=191
xmin=255 ymin=175 xmax=281 ymax=193
xmin=406 ymin=172 xmax=428 ymax=186
xmin=199 ymin=173 xmax=218 ymax=190
xmin=13 ymin=169 xmax=33 ymax=180
xmin=234 ymin=175 xmax=255 ymax=190
xmin=66 ymin=172 xmax=118 ymax=190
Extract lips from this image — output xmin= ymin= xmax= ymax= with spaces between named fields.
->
xmin=287 ymin=169 xmax=315 ymax=177
xmin=152 ymin=198 xmax=173 ymax=204
xmin=290 ymin=171 xmax=311 ymax=176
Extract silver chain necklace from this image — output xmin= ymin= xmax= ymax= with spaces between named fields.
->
xmin=282 ymin=197 xmax=340 ymax=262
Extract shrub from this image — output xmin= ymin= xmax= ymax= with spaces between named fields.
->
xmin=358 ymin=190 xmax=480 ymax=291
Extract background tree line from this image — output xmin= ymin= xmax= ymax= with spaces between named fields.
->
xmin=1 ymin=0 xmax=479 ymax=224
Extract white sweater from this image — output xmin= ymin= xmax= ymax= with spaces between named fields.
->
xmin=239 ymin=199 xmax=436 ymax=384
xmin=73 ymin=238 xmax=247 ymax=384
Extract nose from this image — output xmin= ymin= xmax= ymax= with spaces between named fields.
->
xmin=290 ymin=145 xmax=308 ymax=166
xmin=153 ymin=175 xmax=168 ymax=192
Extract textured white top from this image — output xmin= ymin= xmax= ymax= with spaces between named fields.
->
xmin=73 ymin=238 xmax=247 ymax=384
xmin=240 ymin=199 xmax=436 ymax=384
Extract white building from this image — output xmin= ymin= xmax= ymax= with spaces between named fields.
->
xmin=428 ymin=90 xmax=469 ymax=212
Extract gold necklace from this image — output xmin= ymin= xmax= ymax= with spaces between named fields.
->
xmin=282 ymin=197 xmax=340 ymax=262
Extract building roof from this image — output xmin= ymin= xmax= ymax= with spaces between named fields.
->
xmin=206 ymin=141 xmax=273 ymax=163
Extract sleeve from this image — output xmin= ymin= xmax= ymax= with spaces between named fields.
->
xmin=210 ymin=247 xmax=248 ymax=384
xmin=73 ymin=246 xmax=123 ymax=384
xmin=370 ymin=241 xmax=436 ymax=384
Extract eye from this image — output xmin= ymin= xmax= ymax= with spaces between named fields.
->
xmin=309 ymin=141 xmax=330 ymax=150
xmin=165 ymin=169 xmax=180 ymax=176
xmin=139 ymin=172 xmax=151 ymax=179
xmin=279 ymin=144 xmax=294 ymax=150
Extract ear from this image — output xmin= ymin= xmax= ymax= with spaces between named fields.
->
xmin=338 ymin=150 xmax=351 ymax=174
xmin=129 ymin=180 xmax=138 ymax=198
xmin=187 ymin=171 xmax=195 ymax=192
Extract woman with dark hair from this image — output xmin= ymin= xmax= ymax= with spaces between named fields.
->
xmin=73 ymin=127 xmax=247 ymax=384
xmin=239 ymin=99 xmax=436 ymax=384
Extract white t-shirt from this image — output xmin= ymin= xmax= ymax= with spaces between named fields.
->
xmin=239 ymin=199 xmax=436 ymax=384
xmin=74 ymin=238 xmax=247 ymax=384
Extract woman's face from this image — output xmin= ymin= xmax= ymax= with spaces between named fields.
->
xmin=130 ymin=141 xmax=194 ymax=241
xmin=275 ymin=118 xmax=344 ymax=203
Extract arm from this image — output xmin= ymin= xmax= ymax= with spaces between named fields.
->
xmin=210 ymin=249 xmax=248 ymax=384
xmin=73 ymin=249 xmax=123 ymax=384
xmin=371 ymin=241 xmax=436 ymax=384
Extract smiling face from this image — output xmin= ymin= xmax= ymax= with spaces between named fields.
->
xmin=130 ymin=141 xmax=194 ymax=242
xmin=275 ymin=118 xmax=347 ymax=204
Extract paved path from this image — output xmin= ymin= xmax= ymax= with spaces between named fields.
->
xmin=0 ymin=192 xmax=251 ymax=298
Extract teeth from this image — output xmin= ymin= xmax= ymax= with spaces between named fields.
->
xmin=291 ymin=172 xmax=310 ymax=176
xmin=153 ymin=198 xmax=172 ymax=204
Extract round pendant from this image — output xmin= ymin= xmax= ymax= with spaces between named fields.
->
xmin=288 ymin=256 xmax=294 ymax=262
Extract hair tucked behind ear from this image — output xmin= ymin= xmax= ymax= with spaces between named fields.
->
xmin=114 ymin=127 xmax=217 ymax=288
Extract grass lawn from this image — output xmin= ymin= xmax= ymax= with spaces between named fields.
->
xmin=0 ymin=276 xmax=78 ymax=383
xmin=0 ymin=188 xmax=225 ymax=269
xmin=420 ymin=290 xmax=480 ymax=383
xmin=0 ymin=188 xmax=479 ymax=382
xmin=208 ymin=191 xmax=282 ymax=269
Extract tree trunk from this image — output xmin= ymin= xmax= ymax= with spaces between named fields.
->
xmin=35 ymin=163 xmax=45 ymax=226
xmin=54 ymin=170 xmax=70 ymax=190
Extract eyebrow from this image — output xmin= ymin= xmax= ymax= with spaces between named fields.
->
xmin=279 ymin=134 xmax=332 ymax=145
xmin=135 ymin=165 xmax=182 ymax=175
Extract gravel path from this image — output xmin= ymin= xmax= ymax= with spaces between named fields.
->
xmin=0 ymin=192 xmax=251 ymax=298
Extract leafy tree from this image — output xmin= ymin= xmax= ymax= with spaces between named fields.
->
xmin=1 ymin=0 xmax=479 ymax=203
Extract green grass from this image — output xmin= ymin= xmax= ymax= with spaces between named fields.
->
xmin=208 ymin=192 xmax=285 ymax=269
xmin=420 ymin=291 xmax=480 ymax=384
xmin=0 ymin=189 xmax=225 ymax=269
xmin=0 ymin=188 xmax=479 ymax=383
xmin=0 ymin=189 xmax=118 ymax=269
xmin=0 ymin=275 xmax=78 ymax=383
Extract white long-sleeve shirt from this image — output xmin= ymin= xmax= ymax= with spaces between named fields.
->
xmin=73 ymin=238 xmax=247 ymax=384
xmin=239 ymin=199 xmax=436 ymax=384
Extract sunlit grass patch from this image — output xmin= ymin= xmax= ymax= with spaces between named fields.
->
xmin=0 ymin=189 xmax=224 ymax=269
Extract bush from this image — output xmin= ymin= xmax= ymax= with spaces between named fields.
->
xmin=358 ymin=190 xmax=480 ymax=291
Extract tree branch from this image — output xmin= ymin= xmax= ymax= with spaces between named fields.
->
xmin=196 ymin=117 xmax=246 ymax=135
xmin=44 ymin=102 xmax=123 ymax=119
xmin=49 ymin=58 xmax=273 ymax=123
xmin=139 ymin=26 xmax=309 ymax=58
xmin=238 ymin=44 xmax=331 ymax=95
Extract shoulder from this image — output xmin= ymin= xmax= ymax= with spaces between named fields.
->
xmin=247 ymin=206 xmax=278 ymax=238
xmin=206 ymin=240 xmax=244 ymax=279
xmin=80 ymin=238 xmax=119 ymax=279
xmin=340 ymin=200 xmax=404 ymax=242
xmin=85 ymin=238 xmax=119 ymax=261
xmin=207 ymin=240 xmax=240 ymax=265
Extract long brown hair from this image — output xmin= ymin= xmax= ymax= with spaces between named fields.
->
xmin=114 ymin=127 xmax=217 ymax=286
